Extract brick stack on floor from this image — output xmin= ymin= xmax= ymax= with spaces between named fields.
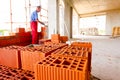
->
xmin=0 ymin=46 xmax=24 ymax=69
xmin=35 ymin=55 xmax=88 ymax=80
xmin=0 ymin=65 xmax=35 ymax=80
xmin=0 ymin=28 xmax=32 ymax=47
xmin=51 ymin=34 xmax=68 ymax=43
xmin=35 ymin=42 xmax=92 ymax=80
xmin=21 ymin=43 xmax=68 ymax=71
xmin=51 ymin=34 xmax=61 ymax=43
xmin=0 ymin=34 xmax=92 ymax=80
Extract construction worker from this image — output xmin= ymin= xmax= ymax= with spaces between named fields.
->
xmin=30 ymin=6 xmax=45 ymax=44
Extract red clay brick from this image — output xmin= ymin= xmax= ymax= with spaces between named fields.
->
xmin=0 ymin=65 xmax=35 ymax=80
xmin=60 ymin=36 xmax=68 ymax=43
xmin=39 ymin=39 xmax=51 ymax=44
xmin=16 ymin=28 xmax=25 ymax=33
xmin=51 ymin=34 xmax=60 ymax=43
xmin=41 ymin=27 xmax=46 ymax=32
xmin=0 ymin=46 xmax=22 ymax=68
xmin=20 ymin=43 xmax=68 ymax=71
xmin=52 ymin=45 xmax=92 ymax=72
xmin=71 ymin=42 xmax=92 ymax=48
xmin=21 ymin=50 xmax=45 ymax=71
xmin=70 ymin=42 xmax=92 ymax=72
xmin=35 ymin=55 xmax=89 ymax=80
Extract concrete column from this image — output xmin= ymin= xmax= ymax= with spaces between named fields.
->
xmin=64 ymin=0 xmax=71 ymax=38
xmin=48 ymin=0 xmax=59 ymax=38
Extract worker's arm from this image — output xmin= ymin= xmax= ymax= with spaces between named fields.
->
xmin=36 ymin=19 xmax=45 ymax=25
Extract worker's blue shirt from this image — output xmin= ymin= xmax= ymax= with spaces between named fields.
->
xmin=30 ymin=10 xmax=38 ymax=22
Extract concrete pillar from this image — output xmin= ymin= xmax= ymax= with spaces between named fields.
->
xmin=48 ymin=0 xmax=59 ymax=38
xmin=64 ymin=0 xmax=71 ymax=38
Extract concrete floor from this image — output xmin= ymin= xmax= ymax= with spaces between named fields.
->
xmin=69 ymin=36 xmax=120 ymax=80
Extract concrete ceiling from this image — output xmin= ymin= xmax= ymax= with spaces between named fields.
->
xmin=71 ymin=0 xmax=120 ymax=17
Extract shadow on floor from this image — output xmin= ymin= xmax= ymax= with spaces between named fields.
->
xmin=91 ymin=75 xmax=101 ymax=80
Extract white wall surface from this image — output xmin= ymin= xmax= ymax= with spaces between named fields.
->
xmin=106 ymin=10 xmax=120 ymax=35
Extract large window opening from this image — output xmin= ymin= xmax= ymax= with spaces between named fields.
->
xmin=79 ymin=15 xmax=106 ymax=36
xmin=0 ymin=0 xmax=48 ymax=36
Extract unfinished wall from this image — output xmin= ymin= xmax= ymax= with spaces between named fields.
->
xmin=106 ymin=10 xmax=120 ymax=35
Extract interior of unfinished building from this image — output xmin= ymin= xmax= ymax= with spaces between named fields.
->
xmin=0 ymin=0 xmax=120 ymax=80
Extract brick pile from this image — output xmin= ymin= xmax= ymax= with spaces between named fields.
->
xmin=0 ymin=41 xmax=92 ymax=80
xmin=60 ymin=36 xmax=68 ymax=43
xmin=0 ymin=46 xmax=24 ymax=68
xmin=71 ymin=42 xmax=92 ymax=72
xmin=51 ymin=34 xmax=68 ymax=43
xmin=21 ymin=43 xmax=68 ymax=71
xmin=51 ymin=34 xmax=60 ymax=43
xmin=35 ymin=42 xmax=92 ymax=80
xmin=35 ymin=55 xmax=88 ymax=80
xmin=0 ymin=65 xmax=35 ymax=80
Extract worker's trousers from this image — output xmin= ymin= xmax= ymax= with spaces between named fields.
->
xmin=30 ymin=21 xmax=38 ymax=44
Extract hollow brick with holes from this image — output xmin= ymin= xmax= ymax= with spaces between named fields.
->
xmin=35 ymin=55 xmax=89 ymax=80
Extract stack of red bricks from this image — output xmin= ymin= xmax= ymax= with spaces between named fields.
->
xmin=0 ymin=65 xmax=35 ymax=80
xmin=51 ymin=34 xmax=68 ymax=43
xmin=60 ymin=36 xmax=68 ymax=43
xmin=21 ymin=43 xmax=68 ymax=71
xmin=52 ymin=46 xmax=92 ymax=72
xmin=21 ymin=45 xmax=57 ymax=71
xmin=16 ymin=28 xmax=32 ymax=46
xmin=38 ymin=39 xmax=51 ymax=44
xmin=0 ymin=41 xmax=92 ymax=80
xmin=0 ymin=46 xmax=24 ymax=69
xmin=0 ymin=36 xmax=18 ymax=47
xmin=0 ymin=28 xmax=32 ymax=47
xmin=71 ymin=42 xmax=92 ymax=72
xmin=71 ymin=42 xmax=92 ymax=48
xmin=35 ymin=55 xmax=89 ymax=80
xmin=44 ymin=42 xmax=68 ymax=48
xmin=35 ymin=42 xmax=92 ymax=80
xmin=51 ymin=34 xmax=61 ymax=43
xmin=16 ymin=28 xmax=25 ymax=33
xmin=51 ymin=46 xmax=89 ymax=59
xmin=0 ymin=43 xmax=68 ymax=72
